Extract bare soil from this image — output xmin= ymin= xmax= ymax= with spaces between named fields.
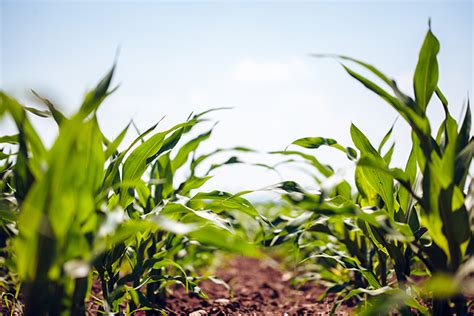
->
xmin=165 ymin=256 xmax=352 ymax=315
xmin=1 ymin=256 xmax=352 ymax=315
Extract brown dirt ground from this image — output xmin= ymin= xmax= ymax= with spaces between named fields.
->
xmin=165 ymin=256 xmax=352 ymax=315
xmin=0 ymin=256 xmax=352 ymax=315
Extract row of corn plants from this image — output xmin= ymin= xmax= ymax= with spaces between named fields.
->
xmin=251 ymin=24 xmax=472 ymax=315
xmin=1 ymin=23 xmax=472 ymax=315
xmin=0 ymin=67 xmax=264 ymax=314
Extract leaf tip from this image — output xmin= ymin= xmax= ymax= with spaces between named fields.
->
xmin=114 ymin=45 xmax=122 ymax=65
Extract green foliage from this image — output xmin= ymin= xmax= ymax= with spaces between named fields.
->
xmin=0 ymin=67 xmax=260 ymax=314
xmin=0 ymin=21 xmax=472 ymax=316
xmin=261 ymin=23 xmax=473 ymax=315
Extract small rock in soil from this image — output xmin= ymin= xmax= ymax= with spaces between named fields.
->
xmin=213 ymin=298 xmax=230 ymax=305
xmin=189 ymin=309 xmax=207 ymax=316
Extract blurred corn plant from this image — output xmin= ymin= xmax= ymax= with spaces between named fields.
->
xmin=260 ymin=23 xmax=472 ymax=315
xmin=0 ymin=66 xmax=261 ymax=315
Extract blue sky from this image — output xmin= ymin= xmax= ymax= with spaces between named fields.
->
xmin=1 ymin=1 xmax=472 ymax=194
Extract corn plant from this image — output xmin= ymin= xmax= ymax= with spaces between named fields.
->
xmin=337 ymin=23 xmax=472 ymax=315
xmin=261 ymin=23 xmax=472 ymax=315
xmin=0 ymin=66 xmax=261 ymax=315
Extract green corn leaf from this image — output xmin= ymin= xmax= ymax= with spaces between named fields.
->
xmin=454 ymin=139 xmax=474 ymax=188
xmin=104 ymin=123 xmax=130 ymax=159
xmin=454 ymin=102 xmax=472 ymax=187
xmin=382 ymin=143 xmax=395 ymax=165
xmin=123 ymin=121 xmax=197 ymax=182
xmin=312 ymin=54 xmax=394 ymax=87
xmin=206 ymin=156 xmax=242 ymax=175
xmin=351 ymin=124 xmax=394 ymax=215
xmin=155 ymin=152 xmax=174 ymax=200
xmin=422 ymin=273 xmax=461 ymax=299
xmin=189 ymin=190 xmax=259 ymax=218
xmin=355 ymin=166 xmax=379 ymax=208
xmin=457 ymin=101 xmax=471 ymax=151
xmin=78 ymin=64 xmax=116 ymax=118
xmin=291 ymin=136 xmax=357 ymax=160
xmin=338 ymin=63 xmax=432 ymax=145
xmin=378 ymin=118 xmax=397 ymax=153
xmin=306 ymin=253 xmax=381 ymax=288
xmin=435 ymin=86 xmax=449 ymax=108
xmin=0 ymin=207 xmax=17 ymax=223
xmin=102 ymin=121 xmax=161 ymax=190
xmin=272 ymin=150 xmax=333 ymax=177
xmin=413 ymin=26 xmax=440 ymax=111
xmin=190 ymin=146 xmax=255 ymax=175
xmin=355 ymin=287 xmax=429 ymax=315
xmin=23 ymin=106 xmax=51 ymax=118
xmin=172 ymin=127 xmax=213 ymax=172
xmin=176 ymin=175 xmax=213 ymax=196
xmin=15 ymin=115 xmax=105 ymax=281
xmin=398 ymin=145 xmax=418 ymax=214
xmin=189 ymin=225 xmax=259 ymax=257
xmin=193 ymin=107 xmax=232 ymax=119
xmin=0 ymin=134 xmax=19 ymax=144
xmin=31 ymin=90 xmax=67 ymax=125
xmin=1 ymin=93 xmax=46 ymax=161
xmin=292 ymin=136 xmax=335 ymax=148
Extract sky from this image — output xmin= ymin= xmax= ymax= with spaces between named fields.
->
xmin=1 ymin=0 xmax=473 ymax=197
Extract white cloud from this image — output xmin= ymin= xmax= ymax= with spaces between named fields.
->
xmin=231 ymin=57 xmax=311 ymax=86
